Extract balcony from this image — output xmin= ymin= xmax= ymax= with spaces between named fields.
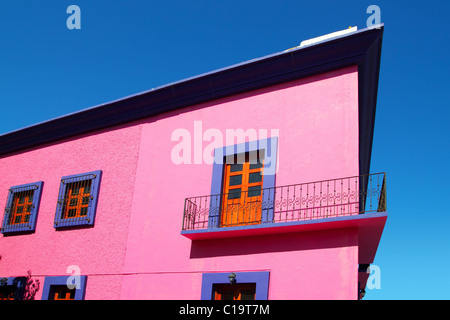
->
xmin=181 ymin=173 xmax=387 ymax=240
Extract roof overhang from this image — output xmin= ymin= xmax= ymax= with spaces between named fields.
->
xmin=0 ymin=25 xmax=384 ymax=175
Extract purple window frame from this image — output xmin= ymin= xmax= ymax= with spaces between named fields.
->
xmin=208 ymin=137 xmax=278 ymax=228
xmin=201 ymin=271 xmax=270 ymax=300
xmin=54 ymin=170 xmax=102 ymax=228
xmin=41 ymin=275 xmax=87 ymax=300
xmin=1 ymin=181 xmax=44 ymax=234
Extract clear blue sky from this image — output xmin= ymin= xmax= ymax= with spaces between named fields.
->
xmin=1 ymin=1 xmax=449 ymax=300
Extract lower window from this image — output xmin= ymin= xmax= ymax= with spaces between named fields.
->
xmin=0 ymin=277 xmax=26 ymax=300
xmin=201 ymin=271 xmax=269 ymax=300
xmin=41 ymin=276 xmax=87 ymax=300
xmin=0 ymin=285 xmax=16 ymax=300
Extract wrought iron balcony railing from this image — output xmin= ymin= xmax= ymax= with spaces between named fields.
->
xmin=182 ymin=172 xmax=386 ymax=231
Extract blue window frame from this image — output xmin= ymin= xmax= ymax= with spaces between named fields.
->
xmin=41 ymin=275 xmax=87 ymax=300
xmin=201 ymin=271 xmax=270 ymax=300
xmin=208 ymin=137 xmax=278 ymax=228
xmin=1 ymin=181 xmax=43 ymax=234
xmin=54 ymin=170 xmax=102 ymax=228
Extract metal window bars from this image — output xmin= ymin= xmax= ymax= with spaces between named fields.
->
xmin=182 ymin=172 xmax=387 ymax=231
xmin=2 ymin=184 xmax=38 ymax=232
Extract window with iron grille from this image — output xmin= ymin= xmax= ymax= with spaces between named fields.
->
xmin=54 ymin=170 xmax=102 ymax=228
xmin=1 ymin=181 xmax=43 ymax=234
xmin=213 ymin=283 xmax=256 ymax=300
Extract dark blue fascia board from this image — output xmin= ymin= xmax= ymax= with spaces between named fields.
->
xmin=0 ymin=26 xmax=384 ymax=175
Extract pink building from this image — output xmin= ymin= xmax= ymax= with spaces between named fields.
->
xmin=0 ymin=26 xmax=386 ymax=300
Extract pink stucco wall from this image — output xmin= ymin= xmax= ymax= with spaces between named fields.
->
xmin=0 ymin=65 xmax=359 ymax=299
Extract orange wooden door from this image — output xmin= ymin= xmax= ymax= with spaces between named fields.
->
xmin=0 ymin=286 xmax=15 ymax=300
xmin=221 ymin=155 xmax=263 ymax=226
